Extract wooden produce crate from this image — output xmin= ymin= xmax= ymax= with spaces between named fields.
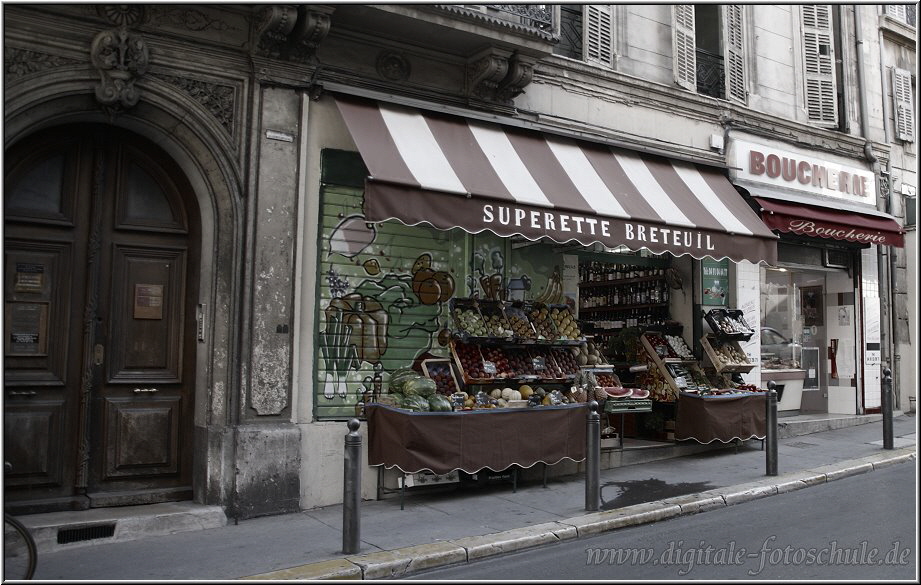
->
xmin=421 ymin=358 xmax=462 ymax=396
xmin=449 ymin=340 xmax=495 ymax=384
xmin=525 ymin=302 xmax=560 ymax=341
xmin=703 ymin=308 xmax=755 ymax=341
xmin=479 ymin=300 xmax=515 ymax=340
xmin=700 ymin=335 xmax=756 ymax=374
xmin=450 ymin=298 xmax=489 ymax=340
xmin=547 ymin=304 xmax=582 ymax=342
xmin=549 ymin=347 xmax=580 ymax=378
xmin=504 ymin=303 xmax=538 ymax=342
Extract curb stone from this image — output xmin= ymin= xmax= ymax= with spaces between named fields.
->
xmin=240 ymin=448 xmax=916 ymax=580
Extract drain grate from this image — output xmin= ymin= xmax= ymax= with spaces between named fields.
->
xmin=57 ymin=522 xmax=116 ymax=544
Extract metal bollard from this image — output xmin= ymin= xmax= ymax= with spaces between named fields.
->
xmin=765 ymin=381 xmax=778 ymax=476
xmin=585 ymin=400 xmax=600 ymax=511
xmin=882 ymin=368 xmax=894 ymax=450
xmin=342 ymin=418 xmax=362 ymax=554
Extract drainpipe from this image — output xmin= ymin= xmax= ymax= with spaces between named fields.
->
xmin=854 ymin=5 xmax=896 ymax=410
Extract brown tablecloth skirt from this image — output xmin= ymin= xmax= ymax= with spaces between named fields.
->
xmin=675 ymin=392 xmax=767 ymax=444
xmin=367 ymin=403 xmax=588 ymax=475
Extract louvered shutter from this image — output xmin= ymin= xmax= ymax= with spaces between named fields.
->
xmin=801 ymin=5 xmax=838 ymax=126
xmin=584 ymin=5 xmax=614 ymax=67
xmin=893 ymin=68 xmax=915 ymax=142
xmin=723 ymin=5 xmax=746 ymax=104
xmin=673 ymin=5 xmax=696 ymax=91
xmin=884 ymin=5 xmax=908 ymax=23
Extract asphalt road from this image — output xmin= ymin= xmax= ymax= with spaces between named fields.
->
xmin=408 ymin=461 xmax=918 ymax=580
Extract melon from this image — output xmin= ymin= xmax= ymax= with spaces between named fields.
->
xmin=629 ymin=388 xmax=650 ymax=399
xmin=604 ymin=386 xmax=633 ymax=398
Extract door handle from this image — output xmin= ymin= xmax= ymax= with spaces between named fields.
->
xmin=133 ymin=388 xmax=159 ymax=393
xmin=94 ymin=344 xmax=105 ymax=366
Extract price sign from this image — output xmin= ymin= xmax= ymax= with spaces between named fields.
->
xmin=532 ymin=356 xmax=546 ymax=371
xmin=482 ymin=360 xmax=497 ymax=374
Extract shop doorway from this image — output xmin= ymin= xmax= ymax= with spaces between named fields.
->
xmin=4 ymin=124 xmax=199 ymax=511
xmin=761 ymin=260 xmax=858 ymax=414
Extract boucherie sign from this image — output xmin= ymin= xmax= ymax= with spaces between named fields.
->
xmin=731 ymin=140 xmax=876 ymax=201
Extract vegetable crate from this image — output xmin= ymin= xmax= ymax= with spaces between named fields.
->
xmin=700 ymin=335 xmax=756 ymax=374
xmin=421 ymin=358 xmax=462 ymax=396
xmin=704 ymin=308 xmax=755 ymax=341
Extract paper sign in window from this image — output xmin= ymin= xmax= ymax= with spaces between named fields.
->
xmin=134 ymin=284 xmax=164 ymax=319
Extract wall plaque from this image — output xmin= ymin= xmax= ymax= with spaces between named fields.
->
xmin=5 ymin=301 xmax=49 ymax=355
xmin=134 ymin=284 xmax=164 ymax=319
xmin=14 ymin=263 xmax=45 ymax=293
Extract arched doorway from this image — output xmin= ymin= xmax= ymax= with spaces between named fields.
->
xmin=4 ymin=124 xmax=200 ymax=512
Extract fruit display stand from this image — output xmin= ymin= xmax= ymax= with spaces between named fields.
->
xmin=700 ymin=335 xmax=756 ymax=374
xmin=674 ymin=391 xmax=766 ymax=444
xmin=367 ymin=402 xmax=588 ymax=507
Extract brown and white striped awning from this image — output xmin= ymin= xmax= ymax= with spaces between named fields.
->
xmin=335 ymin=95 xmax=778 ymax=264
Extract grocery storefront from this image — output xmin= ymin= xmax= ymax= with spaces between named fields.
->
xmin=307 ymin=91 xmax=780 ymax=495
xmin=728 ymin=136 xmax=905 ymax=415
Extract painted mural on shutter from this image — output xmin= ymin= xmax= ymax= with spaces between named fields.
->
xmin=893 ymin=67 xmax=915 ymax=142
xmin=723 ymin=5 xmax=746 ymax=104
xmin=584 ymin=5 xmax=614 ymax=67
xmin=673 ymin=5 xmax=697 ymax=91
xmin=801 ymin=5 xmax=838 ymax=127
xmin=315 ymin=184 xmax=458 ymax=419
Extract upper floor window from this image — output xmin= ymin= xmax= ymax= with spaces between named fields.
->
xmin=672 ymin=5 xmax=746 ymax=103
xmin=801 ymin=5 xmax=839 ymax=128
xmin=892 ymin=67 xmax=916 ymax=142
xmin=555 ymin=5 xmax=615 ymax=68
xmin=884 ymin=4 xmax=916 ymax=28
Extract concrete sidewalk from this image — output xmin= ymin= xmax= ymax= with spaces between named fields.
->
xmin=25 ymin=413 xmax=917 ymax=581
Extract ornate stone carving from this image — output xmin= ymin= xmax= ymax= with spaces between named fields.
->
xmin=468 ymin=49 xmax=510 ymax=102
xmin=256 ymin=5 xmax=297 ymax=59
xmin=4 ymin=47 xmax=80 ymax=80
xmin=497 ymin=53 xmax=536 ymax=103
xmin=91 ymin=5 xmax=149 ymax=115
xmin=286 ymin=6 xmax=333 ymax=62
xmin=153 ymin=73 xmax=236 ymax=136
xmin=376 ymin=51 xmax=410 ymax=82
xmin=149 ymin=6 xmax=234 ymax=32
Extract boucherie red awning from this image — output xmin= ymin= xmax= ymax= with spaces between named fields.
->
xmin=753 ymin=197 xmax=905 ymax=248
xmin=334 ymin=94 xmax=778 ymax=264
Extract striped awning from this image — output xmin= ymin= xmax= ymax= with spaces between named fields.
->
xmin=335 ymin=94 xmax=778 ymax=264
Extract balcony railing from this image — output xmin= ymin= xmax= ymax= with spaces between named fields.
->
xmin=696 ymin=48 xmax=725 ymax=100
xmin=453 ymin=4 xmax=555 ymax=33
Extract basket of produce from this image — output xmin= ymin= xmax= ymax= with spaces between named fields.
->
xmin=504 ymin=303 xmax=538 ymax=341
xmin=450 ymin=298 xmax=489 ymax=339
xmin=479 ymin=344 xmax=515 ymax=380
xmin=450 ymin=341 xmax=494 ymax=384
xmin=479 ymin=300 xmax=515 ymax=339
xmin=549 ymin=347 xmax=580 ymax=378
xmin=547 ymin=304 xmax=582 ymax=341
xmin=421 ymin=358 xmax=462 ymax=396
xmin=526 ymin=302 xmax=560 ymax=341
xmin=704 ymin=309 xmax=755 ymax=341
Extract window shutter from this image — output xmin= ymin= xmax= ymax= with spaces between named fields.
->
xmin=673 ymin=5 xmax=697 ymax=91
xmin=584 ymin=5 xmax=614 ymax=67
xmin=892 ymin=68 xmax=915 ymax=142
xmin=884 ymin=4 xmax=908 ymax=23
xmin=723 ymin=5 xmax=746 ymax=104
xmin=801 ymin=5 xmax=838 ymax=127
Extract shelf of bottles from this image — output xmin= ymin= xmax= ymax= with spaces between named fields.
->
xmin=577 ymin=262 xmax=671 ymax=332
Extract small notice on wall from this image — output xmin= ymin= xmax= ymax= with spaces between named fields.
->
xmin=134 ymin=284 xmax=164 ymax=320
xmin=6 ymin=301 xmax=48 ymax=355
xmin=14 ymin=263 xmax=45 ymax=293
xmin=701 ymin=258 xmax=728 ymax=306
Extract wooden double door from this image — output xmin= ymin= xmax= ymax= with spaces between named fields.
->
xmin=4 ymin=124 xmax=199 ymax=511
